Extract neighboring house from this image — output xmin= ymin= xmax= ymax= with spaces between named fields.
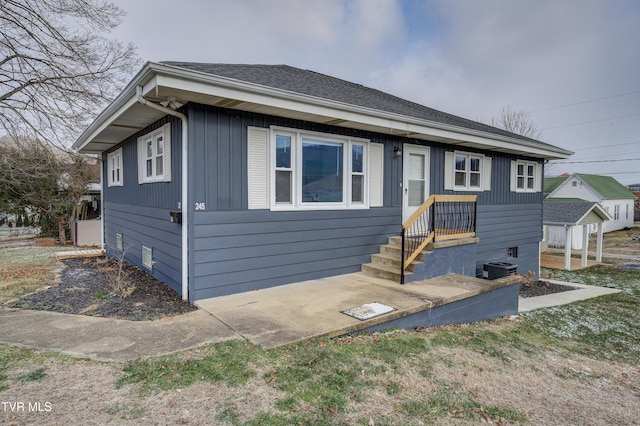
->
xmin=542 ymin=200 xmax=611 ymax=269
xmin=546 ymin=173 xmax=635 ymax=233
xmin=73 ymin=62 xmax=571 ymax=302
xmin=70 ymin=182 xmax=102 ymax=247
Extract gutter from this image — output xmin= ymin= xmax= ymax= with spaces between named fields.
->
xmin=136 ymin=86 xmax=189 ymax=302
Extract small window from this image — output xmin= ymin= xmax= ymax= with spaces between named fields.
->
xmin=452 ymin=152 xmax=485 ymax=190
xmin=107 ymin=148 xmax=123 ymax=187
xmin=142 ymin=245 xmax=153 ymax=270
xmin=514 ymin=161 xmax=536 ymax=192
xmin=614 ymin=204 xmax=620 ymax=220
xmin=138 ymin=123 xmax=171 ymax=184
xmin=116 ymin=232 xmax=123 ymax=251
xmin=511 ymin=160 xmax=541 ymax=193
xmin=507 ymin=247 xmax=518 ymax=258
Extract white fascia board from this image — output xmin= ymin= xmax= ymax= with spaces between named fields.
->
xmin=73 ymin=94 xmax=140 ymax=151
xmin=153 ymin=67 xmax=572 ymax=160
xmin=73 ymin=64 xmax=158 ymax=151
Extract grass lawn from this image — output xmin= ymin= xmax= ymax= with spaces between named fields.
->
xmin=1 ymin=244 xmax=639 ymax=424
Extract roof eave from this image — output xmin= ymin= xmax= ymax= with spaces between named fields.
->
xmin=74 ymin=62 xmax=574 ymax=159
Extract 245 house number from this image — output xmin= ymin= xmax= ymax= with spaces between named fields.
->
xmin=194 ymin=202 xmax=206 ymax=211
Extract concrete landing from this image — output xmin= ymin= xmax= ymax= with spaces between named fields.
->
xmin=55 ymin=249 xmax=104 ymax=259
xmin=196 ymin=272 xmax=520 ymax=349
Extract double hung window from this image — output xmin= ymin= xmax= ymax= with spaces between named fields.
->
xmin=510 ymin=160 xmax=542 ymax=193
xmin=445 ymin=150 xmax=490 ymax=191
xmin=514 ymin=161 xmax=536 ymax=191
xmin=454 ymin=153 xmax=482 ymax=190
xmin=107 ymin=148 xmax=123 ymax=187
xmin=137 ymin=123 xmax=171 ymax=184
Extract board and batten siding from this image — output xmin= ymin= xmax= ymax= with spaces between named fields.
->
xmin=187 ymin=103 xmax=401 ymax=300
xmin=102 ymin=115 xmax=183 ymax=294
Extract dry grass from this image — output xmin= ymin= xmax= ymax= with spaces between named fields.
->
xmin=1 ymin=239 xmax=639 ymax=424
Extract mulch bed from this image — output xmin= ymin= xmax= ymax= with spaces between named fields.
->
xmin=9 ymin=257 xmax=197 ymax=321
xmin=519 ymin=280 xmax=577 ymax=298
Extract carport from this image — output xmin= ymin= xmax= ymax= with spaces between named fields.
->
xmin=543 ymin=201 xmax=611 ymax=270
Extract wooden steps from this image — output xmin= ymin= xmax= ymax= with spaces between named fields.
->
xmin=361 ymin=236 xmax=429 ymax=282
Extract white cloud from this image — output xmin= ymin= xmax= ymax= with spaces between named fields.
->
xmin=109 ymin=0 xmax=640 ymax=183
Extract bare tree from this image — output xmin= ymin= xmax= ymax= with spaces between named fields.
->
xmin=0 ymin=141 xmax=99 ymax=244
xmin=490 ymin=105 xmax=543 ymax=140
xmin=0 ymin=0 xmax=140 ymax=148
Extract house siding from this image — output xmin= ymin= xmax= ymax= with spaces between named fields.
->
xmin=190 ymin=207 xmax=399 ymax=300
xmin=186 ymin=103 xmax=544 ymax=300
xmin=187 ymin=104 xmax=406 ymax=299
xmin=102 ymin=115 xmax=183 ymax=294
xmin=475 ymin=204 xmax=542 ymax=276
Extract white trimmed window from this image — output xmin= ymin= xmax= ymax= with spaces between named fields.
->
xmin=107 ymin=148 xmax=123 ymax=187
xmin=247 ymin=126 xmax=384 ymax=210
xmin=137 ymin=123 xmax=171 ymax=184
xmin=510 ymin=160 xmax=542 ymax=192
xmin=444 ymin=151 xmax=491 ymax=191
xmin=614 ymin=204 xmax=620 ymax=220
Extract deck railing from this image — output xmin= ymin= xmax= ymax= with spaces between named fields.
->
xmin=400 ymin=195 xmax=477 ymax=283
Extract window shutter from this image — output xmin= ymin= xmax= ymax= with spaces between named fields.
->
xmin=247 ymin=126 xmax=270 ymax=209
xmin=444 ymin=151 xmax=454 ymax=190
xmin=162 ymin=123 xmax=172 ymax=182
xmin=137 ymin=136 xmax=144 ymax=184
xmin=369 ymin=143 xmax=384 ymax=207
xmin=483 ymin=156 xmax=492 ymax=191
xmin=510 ymin=160 xmax=517 ymax=192
xmin=535 ymin=163 xmax=543 ymax=192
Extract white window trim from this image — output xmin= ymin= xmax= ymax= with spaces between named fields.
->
xmin=137 ymin=123 xmax=172 ymax=184
xmin=511 ymin=160 xmax=540 ymax=193
xmin=107 ymin=148 xmax=123 ymax=187
xmin=269 ymin=126 xmax=371 ymax=211
xmin=444 ymin=150 xmax=491 ymax=192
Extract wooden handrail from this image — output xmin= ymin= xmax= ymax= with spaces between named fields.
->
xmin=402 ymin=195 xmax=435 ymax=231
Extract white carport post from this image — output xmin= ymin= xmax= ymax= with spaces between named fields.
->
xmin=596 ymin=222 xmax=604 ymax=262
xmin=564 ymin=225 xmax=572 ymax=270
xmin=581 ymin=225 xmax=589 ymax=267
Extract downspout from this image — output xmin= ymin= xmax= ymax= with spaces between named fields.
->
xmin=136 ymin=86 xmax=189 ymax=301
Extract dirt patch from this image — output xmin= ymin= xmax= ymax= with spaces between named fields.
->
xmin=8 ymin=257 xmax=196 ymax=320
xmin=519 ymin=280 xmax=577 ymax=298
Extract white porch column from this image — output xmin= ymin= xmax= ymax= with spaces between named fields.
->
xmin=581 ymin=225 xmax=589 ymax=267
xmin=596 ymin=222 xmax=604 ymax=262
xmin=564 ymin=225 xmax=572 ymax=270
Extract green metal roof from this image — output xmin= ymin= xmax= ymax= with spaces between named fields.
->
xmin=575 ymin=174 xmax=636 ymax=200
xmin=545 ymin=197 xmax=589 ymax=203
xmin=544 ymin=176 xmax=567 ymax=196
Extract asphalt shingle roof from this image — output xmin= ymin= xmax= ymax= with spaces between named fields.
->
xmin=543 ymin=201 xmax=600 ymax=224
xmin=162 ymin=62 xmax=566 ymax=151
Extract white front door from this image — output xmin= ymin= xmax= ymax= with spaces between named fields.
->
xmin=402 ymin=144 xmax=430 ymax=223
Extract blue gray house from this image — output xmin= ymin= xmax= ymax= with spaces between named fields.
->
xmin=73 ymin=62 xmax=572 ymax=302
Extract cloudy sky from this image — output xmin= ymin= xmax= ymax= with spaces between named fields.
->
xmin=109 ymin=0 xmax=640 ymax=185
